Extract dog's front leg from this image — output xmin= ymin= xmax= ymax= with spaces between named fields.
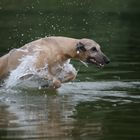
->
xmin=44 ymin=74 xmax=61 ymax=89
xmin=44 ymin=64 xmax=64 ymax=89
xmin=52 ymin=77 xmax=61 ymax=88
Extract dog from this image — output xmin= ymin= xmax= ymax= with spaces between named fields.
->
xmin=0 ymin=36 xmax=110 ymax=88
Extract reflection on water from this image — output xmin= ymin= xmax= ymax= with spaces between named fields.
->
xmin=0 ymin=81 xmax=140 ymax=139
xmin=0 ymin=0 xmax=140 ymax=139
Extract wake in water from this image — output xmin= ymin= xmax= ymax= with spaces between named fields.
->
xmin=4 ymin=54 xmax=77 ymax=89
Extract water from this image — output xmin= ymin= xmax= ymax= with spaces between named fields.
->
xmin=0 ymin=0 xmax=140 ymax=140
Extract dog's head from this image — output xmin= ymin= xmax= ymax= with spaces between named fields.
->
xmin=76 ymin=39 xmax=110 ymax=68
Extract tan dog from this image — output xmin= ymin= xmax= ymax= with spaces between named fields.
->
xmin=0 ymin=36 xmax=110 ymax=88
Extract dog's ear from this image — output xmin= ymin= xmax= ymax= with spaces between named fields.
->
xmin=76 ymin=42 xmax=86 ymax=52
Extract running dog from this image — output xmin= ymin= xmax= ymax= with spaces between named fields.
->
xmin=0 ymin=36 xmax=110 ymax=88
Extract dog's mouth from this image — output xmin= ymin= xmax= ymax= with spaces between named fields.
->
xmin=86 ymin=57 xmax=104 ymax=68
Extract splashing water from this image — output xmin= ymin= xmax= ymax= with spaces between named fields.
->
xmin=4 ymin=54 xmax=77 ymax=89
xmin=5 ymin=54 xmax=40 ymax=88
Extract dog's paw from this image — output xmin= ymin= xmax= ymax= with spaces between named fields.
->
xmin=51 ymin=78 xmax=61 ymax=89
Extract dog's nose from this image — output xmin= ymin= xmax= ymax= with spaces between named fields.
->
xmin=105 ymin=59 xmax=110 ymax=64
xmin=103 ymin=55 xmax=110 ymax=64
xmin=102 ymin=53 xmax=110 ymax=64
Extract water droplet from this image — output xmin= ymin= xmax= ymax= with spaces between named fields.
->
xmin=8 ymin=36 xmax=12 ymax=39
xmin=39 ymin=11 xmax=43 ymax=15
xmin=83 ymin=18 xmax=86 ymax=22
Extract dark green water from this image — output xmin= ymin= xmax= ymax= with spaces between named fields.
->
xmin=0 ymin=0 xmax=140 ymax=140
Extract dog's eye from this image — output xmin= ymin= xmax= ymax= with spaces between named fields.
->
xmin=91 ymin=47 xmax=97 ymax=51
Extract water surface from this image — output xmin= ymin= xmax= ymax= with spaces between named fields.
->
xmin=0 ymin=0 xmax=140 ymax=140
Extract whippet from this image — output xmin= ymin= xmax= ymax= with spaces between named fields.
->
xmin=0 ymin=36 xmax=110 ymax=88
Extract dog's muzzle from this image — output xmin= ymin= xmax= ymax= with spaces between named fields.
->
xmin=86 ymin=55 xmax=110 ymax=68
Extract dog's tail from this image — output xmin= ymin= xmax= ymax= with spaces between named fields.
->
xmin=0 ymin=54 xmax=9 ymax=79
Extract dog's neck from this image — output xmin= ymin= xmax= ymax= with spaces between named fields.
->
xmin=46 ymin=36 xmax=82 ymax=61
xmin=63 ymin=41 xmax=81 ymax=60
